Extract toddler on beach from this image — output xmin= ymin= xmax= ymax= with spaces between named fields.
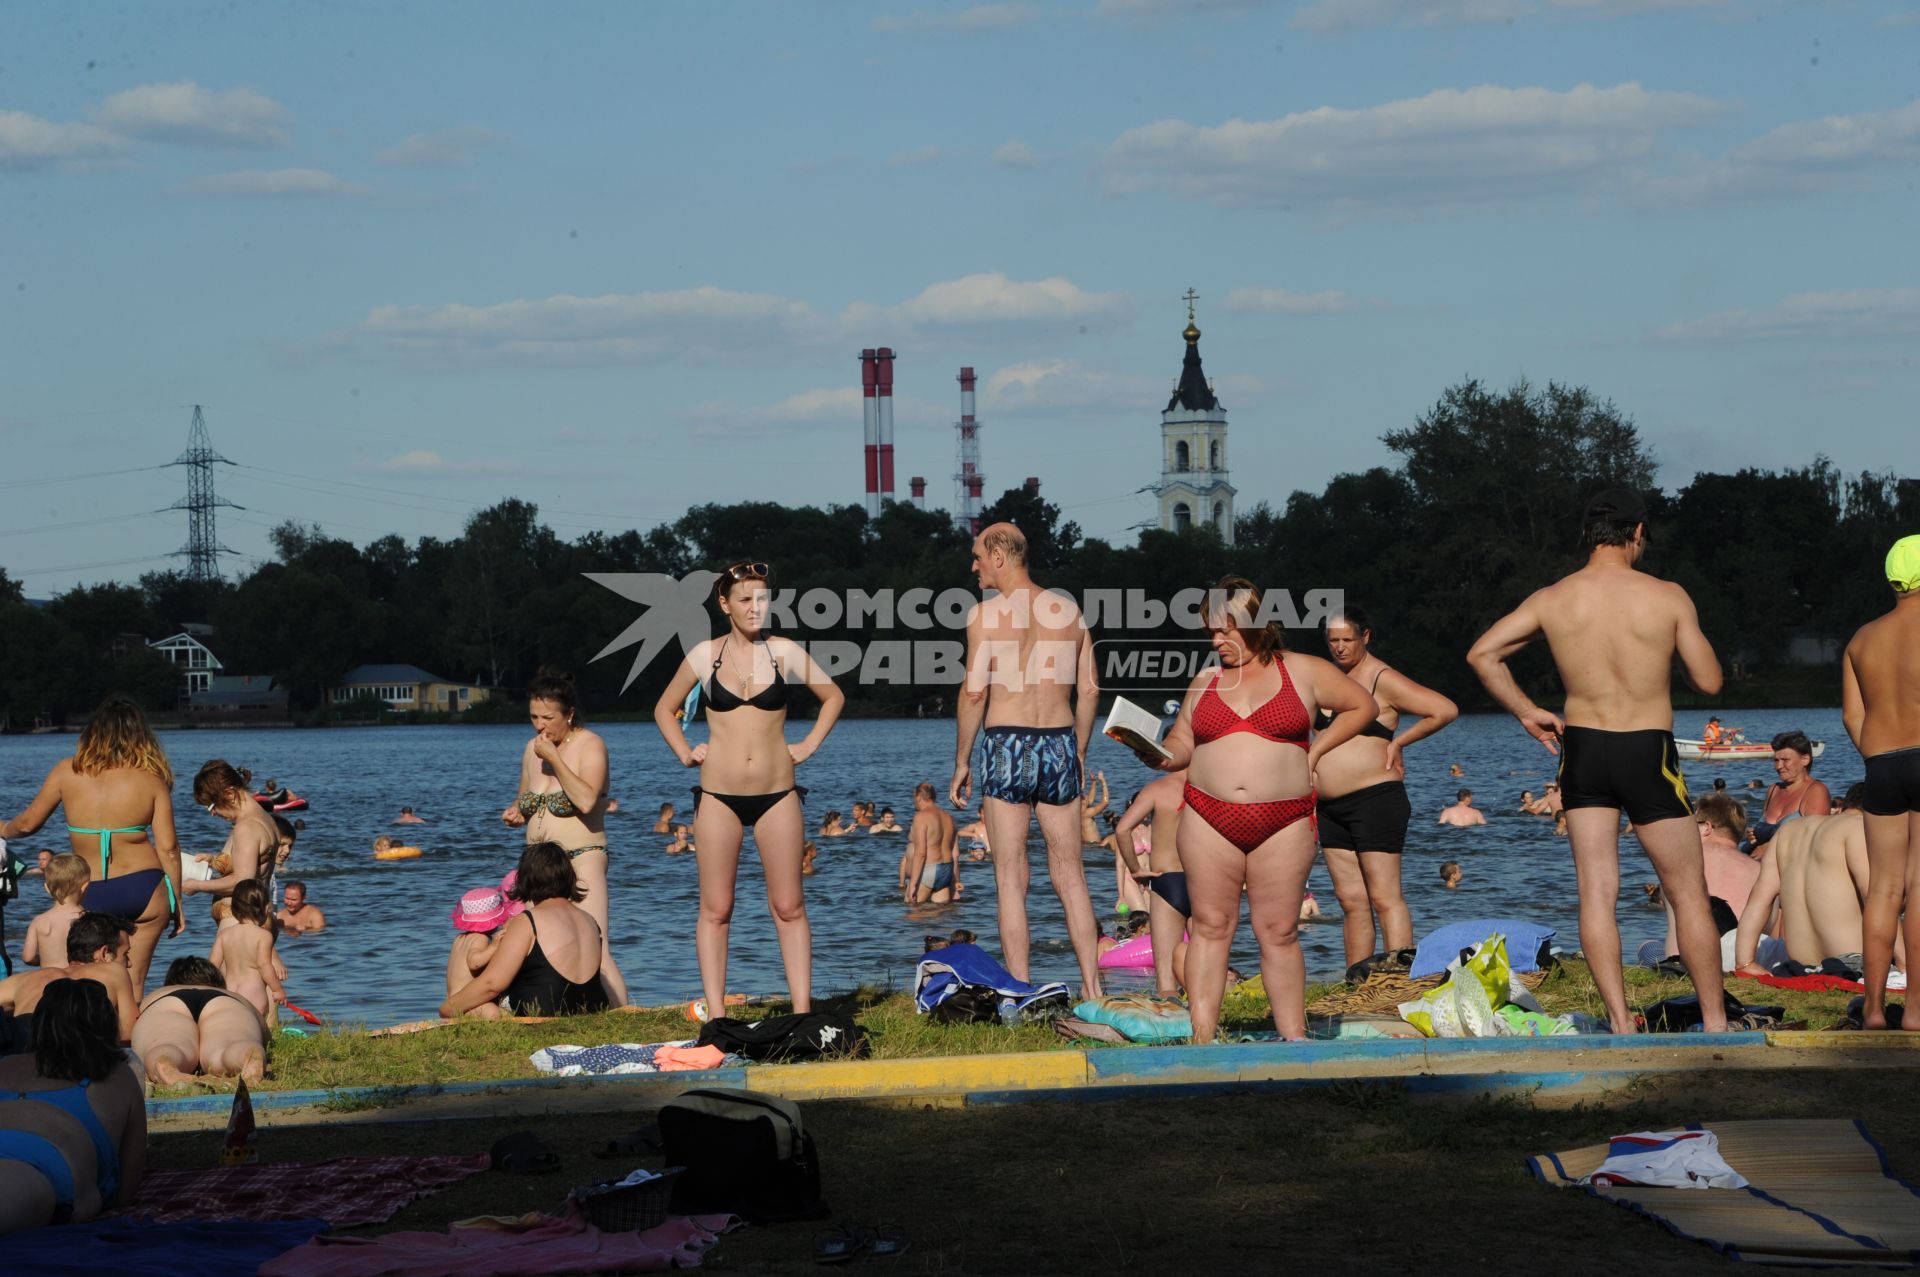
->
xmin=445 ymin=884 xmax=522 ymax=1021
xmin=22 ymin=853 xmax=88 ymax=968
xmin=211 ymin=880 xmax=287 ymax=1016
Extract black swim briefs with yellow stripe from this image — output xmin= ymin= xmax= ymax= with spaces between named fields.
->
xmin=1556 ymin=726 xmax=1692 ymax=826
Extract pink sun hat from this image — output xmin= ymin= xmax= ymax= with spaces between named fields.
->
xmin=451 ymin=886 xmax=523 ymax=933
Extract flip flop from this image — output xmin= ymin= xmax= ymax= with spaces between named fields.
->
xmin=593 ymin=1127 xmax=662 ymax=1159
xmin=488 ymin=1131 xmax=560 ymax=1174
xmin=870 ymin=1225 xmax=911 ymax=1257
xmin=813 ymin=1224 xmax=873 ymax=1265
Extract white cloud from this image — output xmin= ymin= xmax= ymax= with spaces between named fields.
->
xmin=1103 ymin=82 xmax=1722 ymax=214
xmin=0 ymin=110 xmax=127 ymax=169
xmin=983 ymin=360 xmax=1166 ymax=416
xmin=90 ymin=81 xmax=289 ymax=147
xmin=1649 ymin=101 xmax=1920 ymax=203
xmin=354 ymin=450 xmax=519 ymax=478
xmin=1223 ymin=287 xmax=1379 ymax=315
xmin=1880 ymin=11 xmax=1920 ymax=25
xmin=887 ymin=144 xmax=944 ymax=168
xmin=993 ymin=140 xmax=1042 ymax=169
xmin=873 ymin=4 xmax=1040 ymax=32
xmin=863 ymin=272 xmax=1133 ymax=332
xmin=359 ymin=286 xmax=834 ymax=364
xmin=1654 ymin=289 xmax=1920 ymax=345
xmin=374 ymin=126 xmax=501 ymax=168
xmin=686 ymin=386 xmax=944 ymax=441
xmin=1293 ymin=0 xmax=1730 ymax=31
xmin=175 ymin=168 xmax=371 ymax=198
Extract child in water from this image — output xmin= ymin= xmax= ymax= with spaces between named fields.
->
xmin=1440 ymin=861 xmax=1463 ymax=890
xmin=211 ymin=880 xmax=288 ymax=1017
xmin=22 ymin=853 xmax=89 ymax=969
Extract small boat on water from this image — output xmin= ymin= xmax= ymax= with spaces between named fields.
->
xmin=254 ymin=781 xmax=310 ymax=813
xmin=1675 ymin=738 xmax=1825 ymax=762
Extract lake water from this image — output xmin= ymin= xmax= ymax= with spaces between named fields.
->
xmin=0 ymin=710 xmax=1860 ymax=1028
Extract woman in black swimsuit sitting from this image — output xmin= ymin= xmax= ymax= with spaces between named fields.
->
xmin=440 ymin=843 xmax=611 ymax=1019
xmin=131 ymin=957 xmax=271 ymax=1086
xmin=653 ymin=561 xmax=846 ymax=1018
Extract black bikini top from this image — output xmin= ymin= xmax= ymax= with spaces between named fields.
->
xmin=1316 ymin=667 xmax=1394 ymax=741
xmin=706 ymin=639 xmax=788 ymax=713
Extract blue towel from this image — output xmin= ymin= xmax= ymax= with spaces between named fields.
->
xmin=0 ymin=1216 xmax=328 ymax=1276
xmin=1411 ymin=919 xmax=1556 ymax=979
xmin=915 ymin=943 xmax=1071 ymax=1020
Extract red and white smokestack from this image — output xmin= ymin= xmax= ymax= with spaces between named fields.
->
xmin=861 ymin=349 xmax=879 ymax=518
xmin=910 ymin=476 xmax=926 ymax=510
xmin=876 ymin=347 xmax=896 ymax=506
xmin=956 ymin=366 xmax=985 ymax=534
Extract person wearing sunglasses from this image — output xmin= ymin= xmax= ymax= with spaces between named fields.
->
xmin=182 ymin=760 xmax=281 ymax=922
xmin=654 ymin=560 xmax=846 ymax=1017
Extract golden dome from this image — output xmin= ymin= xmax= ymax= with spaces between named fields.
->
xmin=1184 ymin=321 xmax=1201 ymax=343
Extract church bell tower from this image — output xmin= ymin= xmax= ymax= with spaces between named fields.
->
xmin=1157 ymin=289 xmax=1235 ymax=544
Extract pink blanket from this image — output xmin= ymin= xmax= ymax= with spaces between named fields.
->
xmin=260 ymin=1212 xmax=739 ymax=1277
xmin=121 ymin=1153 xmax=491 ymax=1226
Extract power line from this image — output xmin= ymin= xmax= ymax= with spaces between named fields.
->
xmin=0 ymin=464 xmax=168 ymax=493
xmin=0 ymin=511 xmax=167 ymax=539
xmin=9 ymin=553 xmax=176 ymax=579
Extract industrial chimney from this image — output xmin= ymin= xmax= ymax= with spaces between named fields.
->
xmin=909 ymin=476 xmax=927 ymax=510
xmin=954 ymin=367 xmax=985 ymax=535
xmin=876 ymin=347 xmax=896 ymax=507
xmin=861 ymin=349 xmax=879 ymax=517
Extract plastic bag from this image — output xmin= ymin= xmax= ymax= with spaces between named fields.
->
xmin=1399 ymin=935 xmax=1513 ymax=1037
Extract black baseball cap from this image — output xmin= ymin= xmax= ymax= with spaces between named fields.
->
xmin=1584 ymin=488 xmax=1647 ymax=526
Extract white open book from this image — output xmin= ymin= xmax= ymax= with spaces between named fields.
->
xmin=1103 ymin=696 xmax=1174 ymax=767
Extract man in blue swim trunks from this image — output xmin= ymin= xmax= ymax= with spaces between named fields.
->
xmin=950 ymin=523 xmax=1104 ymax=996
xmin=1469 ymin=488 xmax=1730 ymax=1034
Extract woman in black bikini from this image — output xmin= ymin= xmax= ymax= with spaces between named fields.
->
xmin=440 ymin=843 xmax=611 ymax=1018
xmin=1318 ymin=606 xmax=1459 ymax=968
xmin=131 ymin=956 xmax=271 ymax=1086
xmin=1 ymin=698 xmax=184 ymax=996
xmin=653 ymin=561 xmax=846 ymax=1017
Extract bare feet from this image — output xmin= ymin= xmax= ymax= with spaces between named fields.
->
xmin=240 ymin=1047 xmax=267 ymax=1084
xmin=152 ymin=1059 xmax=192 ymax=1087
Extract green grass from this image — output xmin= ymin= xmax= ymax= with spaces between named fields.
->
xmin=145 ymin=961 xmax=1870 ymax=1100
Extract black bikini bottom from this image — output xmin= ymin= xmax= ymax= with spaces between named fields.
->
xmin=692 ymin=786 xmax=807 ymax=828
xmin=162 ymin=988 xmax=225 ymax=1022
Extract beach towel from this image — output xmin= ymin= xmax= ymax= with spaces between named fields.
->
xmin=530 ymin=1040 xmax=728 ymax=1076
xmin=914 ymin=943 xmax=1072 ymax=1022
xmin=120 ymin=1153 xmax=491 ymax=1226
xmin=1072 ymin=995 xmax=1193 ymax=1043
xmin=1529 ymin=1119 xmax=1920 ymax=1265
xmin=259 ymin=1209 xmax=738 ymax=1277
xmin=1411 ymin=919 xmax=1554 ymax=978
xmin=0 ymin=1216 xmax=327 ymax=1276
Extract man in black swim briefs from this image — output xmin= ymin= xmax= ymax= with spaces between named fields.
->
xmin=1469 ymin=488 xmax=1730 ymax=1034
xmin=1842 ymin=533 xmax=1920 ymax=1030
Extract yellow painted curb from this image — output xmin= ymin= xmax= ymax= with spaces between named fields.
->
xmin=745 ymin=1050 xmax=1089 ymax=1100
xmin=1767 ymin=1030 xmax=1920 ymax=1050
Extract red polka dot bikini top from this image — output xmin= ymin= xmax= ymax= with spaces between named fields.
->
xmin=1192 ymin=661 xmax=1311 ymax=749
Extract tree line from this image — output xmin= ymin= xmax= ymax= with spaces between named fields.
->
xmin=1 ymin=377 xmax=1912 ymax=727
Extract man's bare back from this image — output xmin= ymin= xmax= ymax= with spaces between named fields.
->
xmin=1804 ymin=811 xmax=1870 ymax=961
xmin=1845 ymin=601 xmax=1920 ymax=757
xmin=972 ymin=587 xmax=1088 ymax=730
xmin=1767 ymin=814 xmax=1827 ymax=965
xmin=1528 ymin=564 xmax=1715 ymax=732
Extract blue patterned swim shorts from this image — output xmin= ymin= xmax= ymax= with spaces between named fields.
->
xmin=980 ymin=725 xmax=1081 ymax=807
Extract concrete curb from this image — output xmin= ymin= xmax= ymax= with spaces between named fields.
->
xmin=146 ymin=1029 xmax=1920 ymax=1124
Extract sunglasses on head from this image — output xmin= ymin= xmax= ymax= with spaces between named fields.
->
xmin=724 ymin=562 xmax=769 ymax=582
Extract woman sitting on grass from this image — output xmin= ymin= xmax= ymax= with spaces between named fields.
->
xmin=0 ymin=979 xmax=147 ymax=1233
xmin=132 ymin=956 xmax=271 ymax=1086
xmin=439 ymin=843 xmax=610 ymax=1019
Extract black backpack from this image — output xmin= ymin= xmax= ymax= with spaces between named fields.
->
xmin=695 ymin=1013 xmax=868 ymax=1062
xmin=660 ymin=1088 xmax=827 ymax=1222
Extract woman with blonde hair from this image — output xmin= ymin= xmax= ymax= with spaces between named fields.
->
xmin=1155 ymin=577 xmax=1377 ymax=1042
xmin=1 ymin=698 xmax=183 ymax=993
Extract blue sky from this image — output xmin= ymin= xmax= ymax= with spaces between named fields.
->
xmin=3 ymin=0 xmax=1915 ymax=591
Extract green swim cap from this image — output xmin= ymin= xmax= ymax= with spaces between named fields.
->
xmin=1888 ymin=534 xmax=1920 ymax=594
